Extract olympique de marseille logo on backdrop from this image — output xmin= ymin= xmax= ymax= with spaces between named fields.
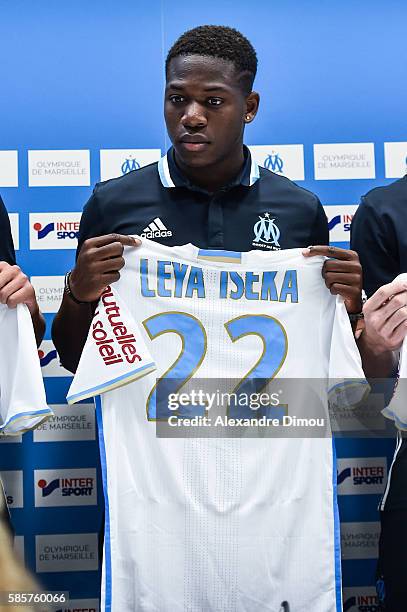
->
xmin=264 ymin=151 xmax=284 ymax=174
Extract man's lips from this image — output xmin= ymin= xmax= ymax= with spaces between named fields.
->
xmin=178 ymin=135 xmax=210 ymax=152
xmin=180 ymin=141 xmax=210 ymax=152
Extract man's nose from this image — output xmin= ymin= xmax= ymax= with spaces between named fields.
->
xmin=181 ymin=101 xmax=207 ymax=129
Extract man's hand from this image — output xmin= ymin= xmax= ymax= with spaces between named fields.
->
xmin=69 ymin=234 xmax=140 ymax=303
xmin=362 ymin=279 xmax=407 ymax=354
xmin=0 ymin=261 xmax=45 ymax=345
xmin=303 ymin=245 xmax=363 ymax=313
xmin=0 ymin=262 xmax=38 ymax=314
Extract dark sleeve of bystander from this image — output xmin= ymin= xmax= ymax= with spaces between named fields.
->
xmin=309 ymin=199 xmax=329 ymax=247
xmin=0 ymin=195 xmax=16 ymax=265
xmin=351 ymin=193 xmax=400 ymax=298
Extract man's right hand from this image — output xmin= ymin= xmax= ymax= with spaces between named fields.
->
xmin=357 ymin=277 xmax=407 ymax=392
xmin=363 ymin=278 xmax=407 ymax=354
xmin=69 ymin=234 xmax=140 ymax=303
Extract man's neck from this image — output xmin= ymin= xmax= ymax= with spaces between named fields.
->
xmin=174 ymin=147 xmax=245 ymax=193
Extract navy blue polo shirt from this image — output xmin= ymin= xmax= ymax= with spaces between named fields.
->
xmin=0 ymin=195 xmax=16 ymax=265
xmin=77 ymin=146 xmax=328 ymax=253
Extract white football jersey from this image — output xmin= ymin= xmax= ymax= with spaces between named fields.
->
xmin=68 ymin=239 xmax=367 ymax=612
xmin=0 ymin=303 xmax=52 ymax=434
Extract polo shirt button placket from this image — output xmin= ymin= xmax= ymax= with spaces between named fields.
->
xmin=207 ymin=192 xmax=225 ymax=249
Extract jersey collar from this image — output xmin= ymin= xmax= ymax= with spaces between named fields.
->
xmin=158 ymin=145 xmax=260 ymax=191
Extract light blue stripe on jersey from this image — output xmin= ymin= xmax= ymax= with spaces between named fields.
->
xmin=328 ymin=379 xmax=369 ymax=395
xmin=158 ymin=151 xmax=260 ymax=188
xmin=249 ymin=155 xmax=260 ymax=185
xmin=96 ymin=396 xmax=112 ymax=612
xmin=157 ymin=154 xmax=175 ymax=188
xmin=0 ymin=407 xmax=53 ymax=432
xmin=66 ymin=362 xmax=155 ymax=403
xmin=332 ymin=439 xmax=342 ymax=612
xmin=197 ymin=249 xmax=242 ymax=263
xmin=381 ymin=406 xmax=407 ymax=430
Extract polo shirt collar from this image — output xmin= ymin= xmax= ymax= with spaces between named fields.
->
xmin=157 ymin=145 xmax=260 ymax=190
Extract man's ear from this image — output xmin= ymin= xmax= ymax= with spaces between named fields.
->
xmin=244 ymin=92 xmax=260 ymax=123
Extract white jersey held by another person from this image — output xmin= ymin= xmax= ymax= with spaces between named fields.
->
xmin=68 ymin=238 xmax=368 ymax=612
xmin=0 ymin=303 xmax=52 ymax=435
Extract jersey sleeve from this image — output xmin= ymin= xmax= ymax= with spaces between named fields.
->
xmin=67 ymin=283 xmax=156 ymax=404
xmin=327 ymin=296 xmax=370 ymax=408
xmin=0 ymin=195 xmax=16 ymax=265
xmin=0 ymin=304 xmax=52 ymax=435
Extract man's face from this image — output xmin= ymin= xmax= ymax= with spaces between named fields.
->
xmin=165 ymin=55 xmax=249 ymax=169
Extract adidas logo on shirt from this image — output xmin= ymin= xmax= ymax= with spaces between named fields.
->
xmin=141 ymin=218 xmax=173 ymax=239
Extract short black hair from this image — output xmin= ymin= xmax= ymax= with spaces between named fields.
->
xmin=166 ymin=25 xmax=258 ymax=94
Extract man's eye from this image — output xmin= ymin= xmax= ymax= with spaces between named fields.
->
xmin=169 ymin=95 xmax=185 ymax=104
xmin=207 ymin=98 xmax=223 ymax=106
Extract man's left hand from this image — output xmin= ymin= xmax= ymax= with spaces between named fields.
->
xmin=0 ymin=262 xmax=38 ymax=315
xmin=303 ymin=245 xmax=363 ymax=313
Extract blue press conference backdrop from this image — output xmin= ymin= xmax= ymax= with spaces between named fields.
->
xmin=0 ymin=0 xmax=406 ymax=609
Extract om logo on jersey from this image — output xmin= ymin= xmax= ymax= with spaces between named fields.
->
xmin=121 ymin=157 xmax=141 ymax=175
xmin=253 ymin=212 xmax=281 ymax=248
xmin=264 ymin=151 xmax=284 ymax=174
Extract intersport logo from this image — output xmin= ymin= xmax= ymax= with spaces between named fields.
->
xmin=343 ymin=587 xmax=379 ymax=612
xmin=324 ymin=205 xmax=357 ymax=242
xmin=34 ymin=469 xmax=97 ymax=507
xmin=337 ymin=458 xmax=387 ymax=495
xmin=30 ymin=213 xmax=81 ymax=249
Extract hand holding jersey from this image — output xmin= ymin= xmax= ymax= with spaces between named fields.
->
xmin=52 ymin=234 xmax=141 ymax=372
xmin=363 ymin=277 xmax=407 ymax=352
xmin=361 ymin=274 xmax=407 ymax=429
xmin=303 ymin=245 xmax=363 ymax=314
xmin=0 ymin=262 xmax=37 ymax=313
xmin=69 ymin=234 xmax=140 ymax=303
xmin=357 ymin=276 xmax=407 ymax=381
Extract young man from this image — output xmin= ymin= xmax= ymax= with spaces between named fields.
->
xmin=351 ymin=176 xmax=407 ymax=612
xmin=52 ymin=25 xmax=363 ymax=371
xmin=52 ymin=25 xmax=367 ymax=611
xmin=0 ymin=195 xmax=44 ymax=345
